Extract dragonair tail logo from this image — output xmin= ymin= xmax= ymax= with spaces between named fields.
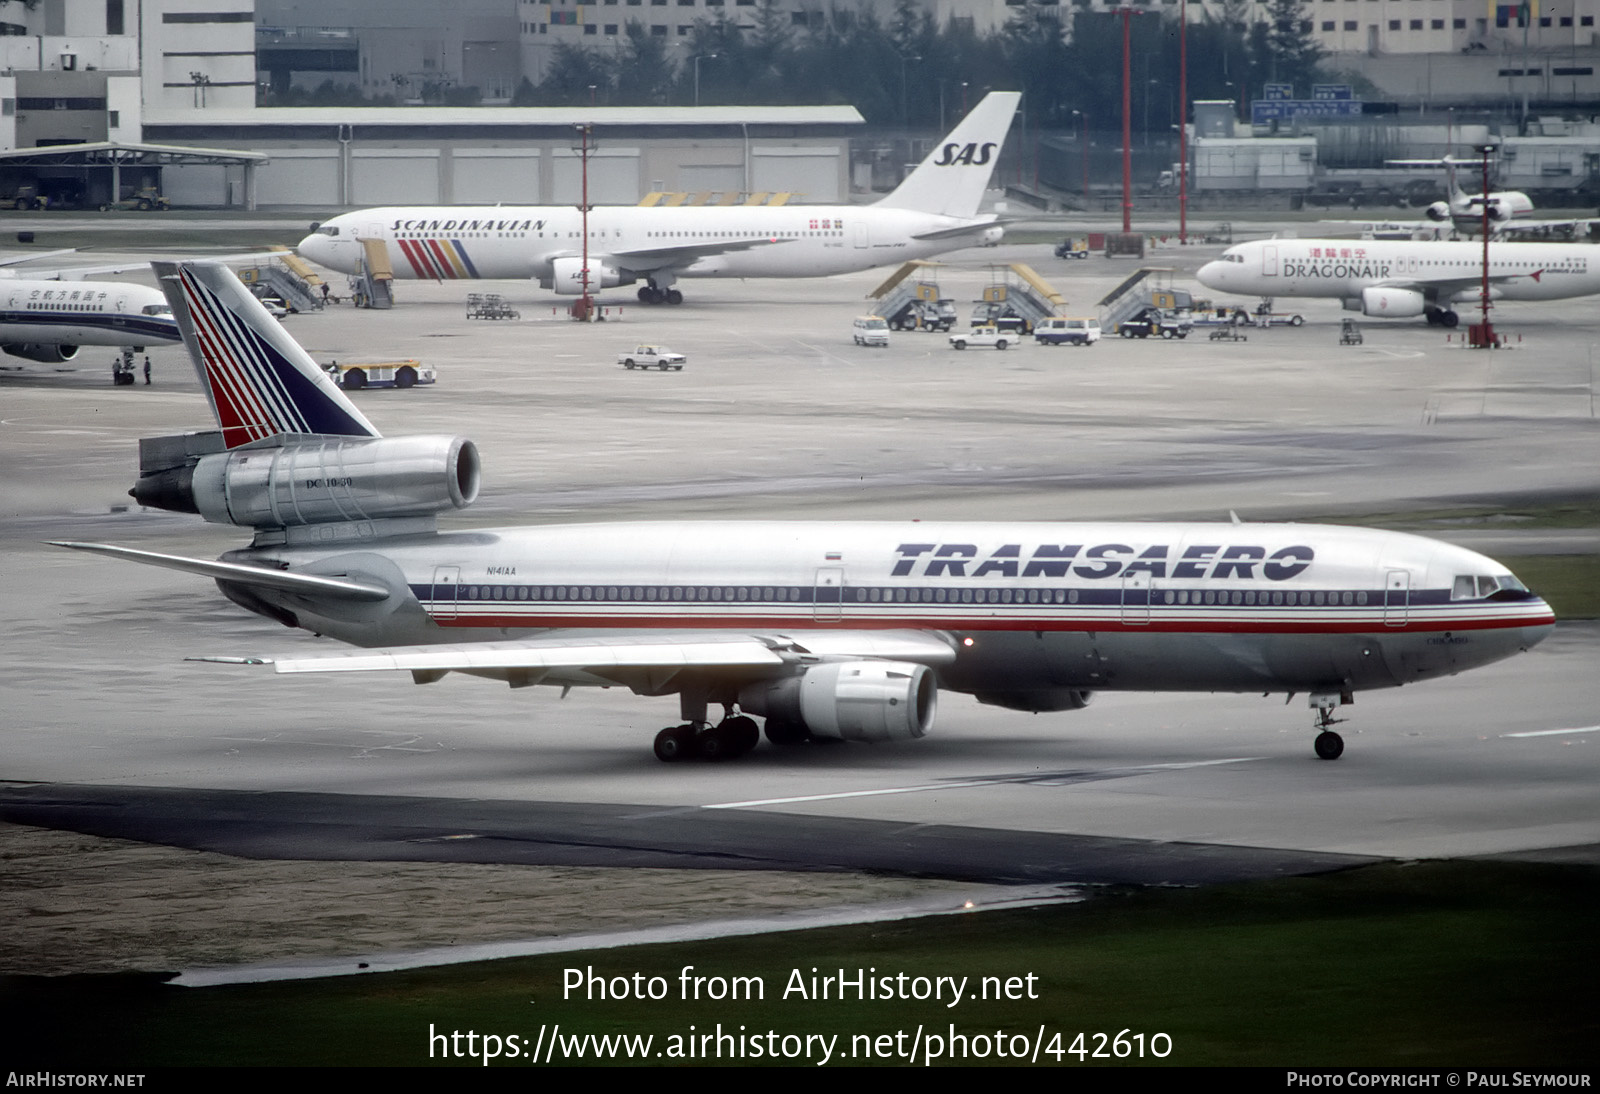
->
xmin=934 ymin=142 xmax=997 ymax=167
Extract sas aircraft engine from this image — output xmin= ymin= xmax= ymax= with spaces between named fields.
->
xmin=1361 ymin=286 xmax=1427 ymax=318
xmin=4 ymin=343 xmax=79 ymax=363
xmin=132 ymin=434 xmax=481 ymax=529
xmin=739 ymin=660 xmax=937 ymax=742
xmin=546 ymin=256 xmax=632 ymax=295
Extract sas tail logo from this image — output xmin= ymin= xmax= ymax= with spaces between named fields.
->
xmin=935 ymin=142 xmax=997 ymax=167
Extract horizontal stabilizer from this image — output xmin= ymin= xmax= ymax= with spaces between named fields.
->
xmin=50 ymin=541 xmax=392 ymax=601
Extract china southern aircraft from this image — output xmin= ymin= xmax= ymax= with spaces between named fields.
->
xmin=56 ymin=262 xmax=1554 ymax=763
xmin=0 ymin=272 xmax=178 ymax=365
xmin=295 ymin=92 xmax=1019 ymax=306
xmin=1197 ymin=237 xmax=1600 ymax=327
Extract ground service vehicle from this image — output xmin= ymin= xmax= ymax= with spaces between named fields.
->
xmin=99 ymin=187 xmax=170 ymax=212
xmin=949 ymin=326 xmax=1016 ymax=350
xmin=1118 ymin=309 xmax=1190 ymax=340
xmin=853 ymin=316 xmax=890 ymax=346
xmin=1035 ymin=317 xmax=1101 ymax=346
xmin=322 ymin=359 xmax=433 ymax=389
xmin=619 ymin=345 xmax=686 ymax=370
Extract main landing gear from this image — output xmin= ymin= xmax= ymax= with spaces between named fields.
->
xmin=1424 ymin=306 xmax=1460 ymax=328
xmin=1308 ymin=690 xmax=1352 ymax=760
xmin=654 ymin=714 xmax=761 ymax=762
xmin=637 ymin=279 xmax=683 ymax=306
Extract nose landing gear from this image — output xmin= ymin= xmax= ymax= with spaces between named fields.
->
xmin=1308 ymin=690 xmax=1352 ymax=760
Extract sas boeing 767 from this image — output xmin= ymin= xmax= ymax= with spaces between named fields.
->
xmin=295 ymin=92 xmax=1019 ymax=306
xmin=55 ymin=262 xmax=1554 ymax=763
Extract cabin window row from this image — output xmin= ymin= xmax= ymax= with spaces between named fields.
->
xmin=452 ymin=584 xmax=1378 ymax=607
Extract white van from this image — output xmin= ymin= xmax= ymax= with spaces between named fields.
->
xmin=1035 ymin=317 xmax=1101 ymax=346
xmin=852 ymin=315 xmax=891 ymax=347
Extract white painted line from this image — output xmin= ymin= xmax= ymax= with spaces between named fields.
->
xmin=1500 ymin=725 xmax=1600 ymax=738
xmin=706 ymin=757 xmax=1261 ymax=810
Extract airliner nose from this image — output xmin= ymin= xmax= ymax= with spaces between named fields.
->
xmin=1197 ymin=259 xmax=1226 ymax=290
xmin=296 ymin=232 xmax=328 ymax=263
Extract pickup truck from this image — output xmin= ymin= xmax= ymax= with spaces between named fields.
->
xmin=1117 ymin=308 xmax=1192 ymax=340
xmin=619 ymin=345 xmax=686 ymax=370
xmin=949 ymin=326 xmax=1018 ymax=351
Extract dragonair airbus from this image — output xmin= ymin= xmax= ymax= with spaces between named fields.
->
xmin=1198 ymin=237 xmax=1600 ymax=327
xmin=55 ymin=262 xmax=1553 ymax=762
xmin=295 ymin=92 xmax=1019 ymax=305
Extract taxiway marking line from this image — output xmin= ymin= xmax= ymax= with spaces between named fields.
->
xmin=705 ymin=757 xmax=1260 ymax=810
xmin=1500 ymin=725 xmax=1600 ymax=738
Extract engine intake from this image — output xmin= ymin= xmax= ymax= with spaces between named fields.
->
xmin=4 ymin=344 xmax=78 ymax=363
xmin=1361 ymin=286 xmax=1426 ymax=318
xmin=133 ymin=434 xmax=480 ymax=529
xmin=740 ymin=660 xmax=936 ymax=742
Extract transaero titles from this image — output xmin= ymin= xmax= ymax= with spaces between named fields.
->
xmin=891 ymin=542 xmax=1315 ymax=581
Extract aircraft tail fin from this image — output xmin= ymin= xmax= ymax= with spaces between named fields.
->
xmin=153 ymin=261 xmax=380 ymax=449
xmin=875 ymin=91 xmax=1021 ymax=219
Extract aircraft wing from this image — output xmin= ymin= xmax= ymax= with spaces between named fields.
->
xmin=598 ymin=237 xmax=782 ymax=274
xmin=203 ymin=628 xmax=958 ymax=688
xmin=1494 ymin=217 xmax=1600 ymax=240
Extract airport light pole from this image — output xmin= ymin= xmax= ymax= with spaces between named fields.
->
xmin=1178 ymin=0 xmax=1187 ymax=244
xmin=1472 ymin=142 xmax=1497 ymax=348
xmin=575 ymin=122 xmax=594 ymax=322
xmin=1117 ymin=7 xmax=1139 ymax=233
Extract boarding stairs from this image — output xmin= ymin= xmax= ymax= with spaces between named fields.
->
xmin=867 ymin=261 xmax=954 ymax=330
xmin=1097 ymin=267 xmax=1193 ymax=331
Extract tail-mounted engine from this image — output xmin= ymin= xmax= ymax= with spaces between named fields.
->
xmin=739 ymin=660 xmax=937 ymax=742
xmin=4 ymin=343 xmax=78 ymax=363
xmin=131 ymin=432 xmax=480 ymax=531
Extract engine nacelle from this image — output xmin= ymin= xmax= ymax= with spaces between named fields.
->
xmin=547 ymin=256 xmax=630 ymax=295
xmin=4 ymin=343 xmax=78 ymax=363
xmin=1361 ymin=286 xmax=1426 ymax=318
xmin=975 ymin=688 xmax=1093 ymax=713
xmin=133 ymin=434 xmax=480 ymax=529
xmin=739 ymin=660 xmax=936 ymax=742
xmin=1425 ymin=201 xmax=1452 ymax=223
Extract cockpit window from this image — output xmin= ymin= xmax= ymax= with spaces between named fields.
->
xmin=1452 ymin=574 xmax=1531 ymax=600
xmin=319 ymin=226 xmax=340 ymax=237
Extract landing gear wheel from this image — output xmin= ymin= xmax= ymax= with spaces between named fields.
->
xmin=639 ymin=286 xmax=664 ymax=305
xmin=654 ymin=724 xmax=699 ymax=763
xmin=1441 ymin=310 xmax=1459 ymax=329
xmin=1314 ymin=730 xmax=1345 ymax=760
xmin=664 ymin=289 xmax=683 ymax=306
xmin=720 ymin=715 xmax=760 ymax=755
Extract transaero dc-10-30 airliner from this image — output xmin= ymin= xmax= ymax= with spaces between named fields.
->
xmin=295 ymin=93 xmax=1020 ymax=306
xmin=56 ymin=262 xmax=1554 ymax=763
xmin=1197 ymin=237 xmax=1600 ymax=327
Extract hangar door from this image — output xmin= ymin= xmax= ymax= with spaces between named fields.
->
xmin=352 ymin=149 xmax=440 ymax=205
xmin=551 ymin=148 xmax=640 ymax=205
xmin=452 ymin=149 xmax=541 ymax=204
xmin=751 ymin=146 xmax=842 ymax=202
xmin=255 ymin=150 xmax=341 ymax=206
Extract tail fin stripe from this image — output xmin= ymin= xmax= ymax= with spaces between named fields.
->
xmin=200 ymin=280 xmax=318 ymax=435
xmin=181 ymin=273 xmax=283 ymax=444
xmin=182 ymin=272 xmax=303 ymax=442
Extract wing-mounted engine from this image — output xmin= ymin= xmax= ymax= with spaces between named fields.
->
xmin=545 ymin=256 xmax=632 ymax=295
xmin=739 ymin=660 xmax=936 ymax=742
xmin=1361 ymin=286 xmax=1426 ymax=318
xmin=3 ymin=343 xmax=78 ymax=363
xmin=131 ymin=431 xmax=480 ymax=534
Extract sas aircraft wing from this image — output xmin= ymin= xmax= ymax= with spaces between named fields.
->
xmin=598 ymin=236 xmax=783 ymax=275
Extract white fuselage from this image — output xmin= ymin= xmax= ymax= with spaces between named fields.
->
xmin=229 ymin=519 xmax=1553 ymax=698
xmin=1198 ymin=239 xmax=1600 ymax=307
xmin=0 ymin=279 xmax=179 ymax=349
xmin=297 ymin=204 xmax=1000 ymax=287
